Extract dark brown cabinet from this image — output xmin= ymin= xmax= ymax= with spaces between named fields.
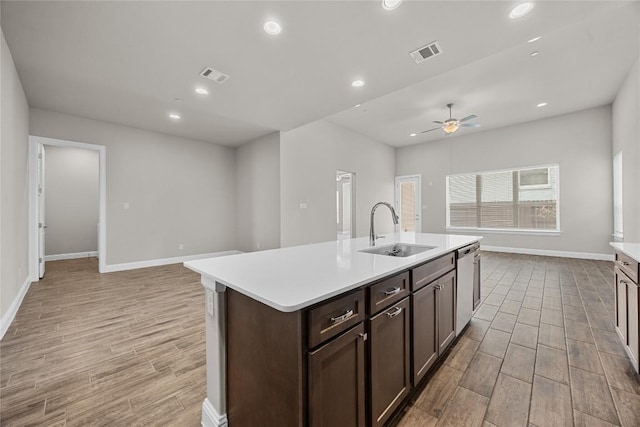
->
xmin=412 ymin=282 xmax=438 ymax=383
xmin=614 ymin=250 xmax=639 ymax=373
xmin=369 ymin=297 xmax=411 ymax=427
xmin=412 ymin=269 xmax=456 ymax=385
xmin=309 ymin=323 xmax=367 ymax=427
xmin=437 ymin=270 xmax=457 ymax=354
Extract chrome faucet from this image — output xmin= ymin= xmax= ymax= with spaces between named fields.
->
xmin=369 ymin=202 xmax=399 ymax=246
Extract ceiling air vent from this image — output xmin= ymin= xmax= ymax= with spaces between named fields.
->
xmin=409 ymin=41 xmax=442 ymax=64
xmin=200 ymin=67 xmax=229 ymax=84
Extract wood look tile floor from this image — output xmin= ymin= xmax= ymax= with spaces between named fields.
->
xmin=2 ymin=253 xmax=640 ymax=426
xmin=0 ymin=258 xmax=206 ymax=426
xmin=398 ymin=252 xmax=640 ymax=427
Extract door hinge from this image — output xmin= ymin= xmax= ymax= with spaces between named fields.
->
xmin=39 ymin=257 xmax=43 ymax=263
xmin=38 ymin=153 xmax=43 ymax=160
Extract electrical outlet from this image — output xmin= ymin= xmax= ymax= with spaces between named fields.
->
xmin=178 ymin=244 xmax=184 ymax=250
xmin=299 ymin=203 xmax=307 ymax=209
xmin=123 ymin=202 xmax=130 ymax=209
xmin=206 ymin=290 xmax=214 ymax=316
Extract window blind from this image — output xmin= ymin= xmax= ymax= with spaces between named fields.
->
xmin=447 ymin=165 xmax=559 ymax=231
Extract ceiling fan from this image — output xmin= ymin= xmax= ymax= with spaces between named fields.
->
xmin=421 ymin=103 xmax=480 ymax=135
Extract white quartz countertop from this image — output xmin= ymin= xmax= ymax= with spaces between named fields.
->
xmin=185 ymin=233 xmax=481 ymax=312
xmin=610 ymin=242 xmax=640 ymax=262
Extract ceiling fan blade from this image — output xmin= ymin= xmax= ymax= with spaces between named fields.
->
xmin=433 ymin=120 xmax=443 ymax=124
xmin=459 ymin=114 xmax=477 ymax=123
xmin=421 ymin=127 xmax=442 ymax=133
xmin=461 ymin=123 xmax=481 ymax=128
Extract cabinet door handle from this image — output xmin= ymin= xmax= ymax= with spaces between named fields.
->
xmin=383 ymin=286 xmax=401 ymax=296
xmin=357 ymin=332 xmax=368 ymax=341
xmin=622 ymin=261 xmax=630 ymax=266
xmin=386 ymin=306 xmax=403 ymax=318
xmin=331 ymin=309 xmax=354 ymax=324
xmin=621 ymin=279 xmax=629 ymax=285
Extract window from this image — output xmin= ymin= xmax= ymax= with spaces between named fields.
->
xmin=613 ymin=151 xmax=623 ymax=239
xmin=519 ymin=168 xmax=550 ymax=189
xmin=446 ymin=165 xmax=559 ymax=232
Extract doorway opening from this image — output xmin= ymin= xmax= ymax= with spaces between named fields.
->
xmin=336 ymin=170 xmax=356 ymax=241
xmin=29 ymin=136 xmax=107 ymax=279
xmin=395 ymin=175 xmax=422 ymax=233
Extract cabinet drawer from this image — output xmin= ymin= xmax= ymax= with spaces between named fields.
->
xmin=308 ymin=290 xmax=365 ymax=349
xmin=412 ymin=252 xmax=455 ymax=291
xmin=615 ymin=251 xmax=639 ymax=284
xmin=369 ymin=272 xmax=410 ymax=315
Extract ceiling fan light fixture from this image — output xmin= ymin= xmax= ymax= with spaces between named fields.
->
xmin=443 ymin=120 xmax=459 ymax=134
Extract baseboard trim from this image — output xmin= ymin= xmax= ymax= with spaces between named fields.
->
xmin=201 ymin=398 xmax=228 ymax=427
xmin=44 ymin=251 xmax=98 ymax=261
xmin=482 ymin=245 xmax=613 ymax=261
xmin=0 ymin=276 xmax=32 ymax=340
xmin=104 ymin=250 xmax=243 ymax=273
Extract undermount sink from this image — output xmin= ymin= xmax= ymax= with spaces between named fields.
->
xmin=360 ymin=243 xmax=437 ymax=257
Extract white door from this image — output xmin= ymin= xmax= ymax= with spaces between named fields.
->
xmin=395 ymin=175 xmax=421 ymax=233
xmin=37 ymin=143 xmax=46 ymax=278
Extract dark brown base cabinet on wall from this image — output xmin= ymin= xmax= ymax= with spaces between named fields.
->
xmin=226 ymin=250 xmax=465 ymax=427
xmin=614 ymin=250 xmax=640 ymax=372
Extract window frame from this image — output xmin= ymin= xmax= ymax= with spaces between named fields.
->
xmin=446 ymin=164 xmax=560 ymax=234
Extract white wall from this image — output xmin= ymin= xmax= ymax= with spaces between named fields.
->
xmin=396 ymin=106 xmax=613 ymax=256
xmin=44 ymin=145 xmax=99 ymax=256
xmin=30 ymin=108 xmax=237 ymax=266
xmin=0 ymin=28 xmax=30 ymax=324
xmin=612 ymin=59 xmax=640 ymax=243
xmin=280 ymin=119 xmax=395 ymax=247
xmin=235 ymin=132 xmax=281 ymax=252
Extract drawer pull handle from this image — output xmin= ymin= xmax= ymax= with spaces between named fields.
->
xmin=622 ymin=261 xmax=630 ymax=266
xmin=383 ymin=286 xmax=401 ymax=296
xmin=386 ymin=307 xmax=403 ymax=318
xmin=331 ymin=309 xmax=354 ymax=324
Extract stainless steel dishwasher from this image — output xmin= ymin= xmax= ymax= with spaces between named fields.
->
xmin=456 ymin=243 xmax=480 ymax=335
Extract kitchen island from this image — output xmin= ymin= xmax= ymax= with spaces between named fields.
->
xmin=185 ymin=232 xmax=481 ymax=427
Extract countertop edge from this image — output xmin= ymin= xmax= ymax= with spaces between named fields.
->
xmin=610 ymin=242 xmax=640 ymax=262
xmin=186 ymin=235 xmax=482 ymax=312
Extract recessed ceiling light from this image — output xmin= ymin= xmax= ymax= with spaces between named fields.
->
xmin=510 ymin=2 xmax=534 ymax=19
xmin=530 ymin=51 xmax=539 ymax=57
xmin=382 ymin=0 xmax=402 ymax=11
xmin=527 ymin=36 xmax=542 ymax=43
xmin=537 ymin=102 xmax=547 ymax=108
xmin=355 ymin=104 xmax=361 ymax=108
xmin=410 ymin=133 xmax=417 ymax=137
xmin=195 ymin=87 xmax=209 ymax=95
xmin=169 ymin=113 xmax=181 ymax=120
xmin=351 ymin=80 xmax=365 ymax=88
xmin=263 ymin=21 xmax=282 ymax=35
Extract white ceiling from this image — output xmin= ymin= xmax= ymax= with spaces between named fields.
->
xmin=2 ymin=1 xmax=638 ymax=147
